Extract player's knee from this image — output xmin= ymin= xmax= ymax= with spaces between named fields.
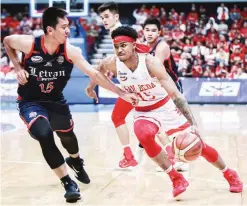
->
xmin=134 ymin=120 xmax=158 ymax=145
xmin=29 ymin=117 xmax=53 ymax=142
xmin=111 ymin=111 xmax=126 ymax=128
xmin=134 ymin=120 xmax=161 ymax=157
xmin=201 ymin=143 xmax=219 ymax=163
xmin=56 ymin=130 xmax=75 ymax=140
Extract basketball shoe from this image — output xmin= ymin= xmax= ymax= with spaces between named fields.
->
xmin=62 ymin=179 xmax=81 ymax=203
xmin=119 ymin=146 xmax=138 ymax=169
xmin=223 ymin=169 xmax=243 ymax=193
xmin=171 ymin=173 xmax=189 ymax=197
xmin=65 ymin=157 xmax=90 ymax=184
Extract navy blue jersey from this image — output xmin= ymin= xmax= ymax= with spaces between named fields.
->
xmin=18 ymin=36 xmax=73 ymax=101
xmin=149 ymin=39 xmax=179 ymax=83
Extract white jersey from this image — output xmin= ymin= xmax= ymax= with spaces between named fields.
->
xmin=116 ymin=53 xmax=168 ymax=107
xmin=116 ymin=53 xmax=189 ymax=137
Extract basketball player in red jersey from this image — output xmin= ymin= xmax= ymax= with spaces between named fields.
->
xmin=92 ymin=25 xmax=243 ymax=197
xmin=3 ymin=7 xmax=138 ymax=202
xmin=86 ymin=2 xmax=167 ymax=169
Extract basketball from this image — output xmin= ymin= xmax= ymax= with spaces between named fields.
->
xmin=172 ymin=132 xmax=202 ymax=162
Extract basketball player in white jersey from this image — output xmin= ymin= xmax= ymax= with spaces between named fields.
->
xmin=90 ymin=25 xmax=243 ymax=197
xmin=86 ymin=2 xmax=167 ymax=169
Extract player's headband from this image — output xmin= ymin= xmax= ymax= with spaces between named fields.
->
xmin=113 ymin=36 xmax=135 ymax=44
xmin=113 ymin=35 xmax=150 ymax=53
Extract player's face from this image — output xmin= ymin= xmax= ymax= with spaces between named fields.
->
xmin=143 ymin=24 xmax=160 ymax=44
xmin=114 ymin=42 xmax=135 ymax=62
xmin=52 ymin=17 xmax=70 ymax=44
xmin=100 ymin=9 xmax=119 ymax=30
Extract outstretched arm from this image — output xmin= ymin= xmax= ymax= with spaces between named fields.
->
xmin=66 ymin=43 xmax=138 ymax=105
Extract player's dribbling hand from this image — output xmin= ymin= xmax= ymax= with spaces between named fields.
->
xmin=16 ymin=69 xmax=29 ymax=85
xmin=85 ymin=87 xmax=99 ymax=103
xmin=120 ymin=92 xmax=139 ymax=106
xmin=191 ymin=125 xmax=206 ymax=148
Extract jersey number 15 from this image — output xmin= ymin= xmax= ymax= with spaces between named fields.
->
xmin=39 ymin=82 xmax=54 ymax=93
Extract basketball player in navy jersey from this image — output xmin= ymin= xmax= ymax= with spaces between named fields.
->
xmin=3 ymin=7 xmax=138 ymax=203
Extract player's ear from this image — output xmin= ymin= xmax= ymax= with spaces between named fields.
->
xmin=133 ymin=42 xmax=136 ymax=50
xmin=158 ymin=30 xmax=161 ymax=37
xmin=115 ymin=13 xmax=119 ymax=21
xmin=47 ymin=26 xmax=53 ymax=35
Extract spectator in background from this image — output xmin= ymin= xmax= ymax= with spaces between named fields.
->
xmin=172 ymin=25 xmax=185 ymax=40
xmin=199 ymin=5 xmax=207 ymax=23
xmin=22 ymin=25 xmax=33 ymax=35
xmin=240 ymin=21 xmax=247 ymax=38
xmin=183 ymin=38 xmax=193 ymax=52
xmin=205 ymin=17 xmax=218 ymax=33
xmin=187 ymin=4 xmax=199 ymax=25
xmin=215 ymin=47 xmax=229 ymax=66
xmin=191 ymin=41 xmax=206 ymax=56
xmin=217 ymin=3 xmax=229 ymax=21
xmin=230 ymin=4 xmax=241 ymax=21
xmin=241 ymin=7 xmax=247 ymax=20
xmin=230 ymin=38 xmax=242 ymax=53
xmin=1 ymin=8 xmax=9 ymax=18
xmin=218 ymin=20 xmax=228 ymax=35
xmin=215 ymin=63 xmax=229 ymax=78
xmin=230 ymin=48 xmax=245 ymax=65
xmin=33 ymin=24 xmax=44 ymax=37
xmin=203 ymin=66 xmax=215 ymax=78
xmin=20 ymin=15 xmax=32 ymax=29
xmin=191 ymin=60 xmax=203 ymax=77
xmin=133 ymin=8 xmax=147 ymax=25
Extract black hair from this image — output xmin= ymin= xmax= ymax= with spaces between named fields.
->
xmin=111 ymin=26 xmax=138 ymax=40
xmin=143 ymin=18 xmax=161 ymax=31
xmin=98 ymin=2 xmax=119 ymax=14
xmin=42 ymin=7 xmax=68 ymax=34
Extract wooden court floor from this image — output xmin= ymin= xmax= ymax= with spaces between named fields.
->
xmin=1 ymin=105 xmax=247 ymax=205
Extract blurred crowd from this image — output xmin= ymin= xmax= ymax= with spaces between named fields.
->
xmin=1 ymin=3 xmax=247 ymax=79
xmin=133 ymin=3 xmax=247 ymax=78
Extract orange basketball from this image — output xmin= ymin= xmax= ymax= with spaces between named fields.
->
xmin=172 ymin=132 xmax=202 ymax=162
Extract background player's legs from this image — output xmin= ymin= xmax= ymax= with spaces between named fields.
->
xmin=111 ymin=97 xmax=137 ymax=168
xmin=134 ymin=119 xmax=189 ymax=197
xmin=29 ymin=117 xmax=80 ymax=202
xmin=155 ymin=132 xmax=189 ymax=172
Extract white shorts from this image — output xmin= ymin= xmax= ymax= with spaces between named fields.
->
xmin=134 ymin=98 xmax=191 ymax=138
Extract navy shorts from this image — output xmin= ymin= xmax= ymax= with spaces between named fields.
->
xmin=17 ymin=100 xmax=74 ymax=132
xmin=175 ymin=79 xmax=183 ymax=93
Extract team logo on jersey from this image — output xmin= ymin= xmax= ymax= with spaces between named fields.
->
xmin=29 ymin=112 xmax=37 ymax=119
xmin=31 ymin=56 xmax=43 ymax=63
xmin=44 ymin=62 xmax=52 ymax=67
xmin=57 ymin=56 xmax=64 ymax=64
xmin=118 ymin=71 xmax=128 ymax=81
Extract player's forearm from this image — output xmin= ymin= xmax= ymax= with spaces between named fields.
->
xmin=3 ymin=39 xmax=22 ymax=71
xmin=172 ymin=94 xmax=197 ymax=126
xmin=93 ymin=71 xmax=124 ymax=96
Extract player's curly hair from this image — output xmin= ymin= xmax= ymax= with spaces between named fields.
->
xmin=111 ymin=26 xmax=138 ymax=40
xmin=143 ymin=18 xmax=161 ymax=31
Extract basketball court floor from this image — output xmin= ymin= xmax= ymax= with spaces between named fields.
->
xmin=1 ymin=104 xmax=247 ymax=205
